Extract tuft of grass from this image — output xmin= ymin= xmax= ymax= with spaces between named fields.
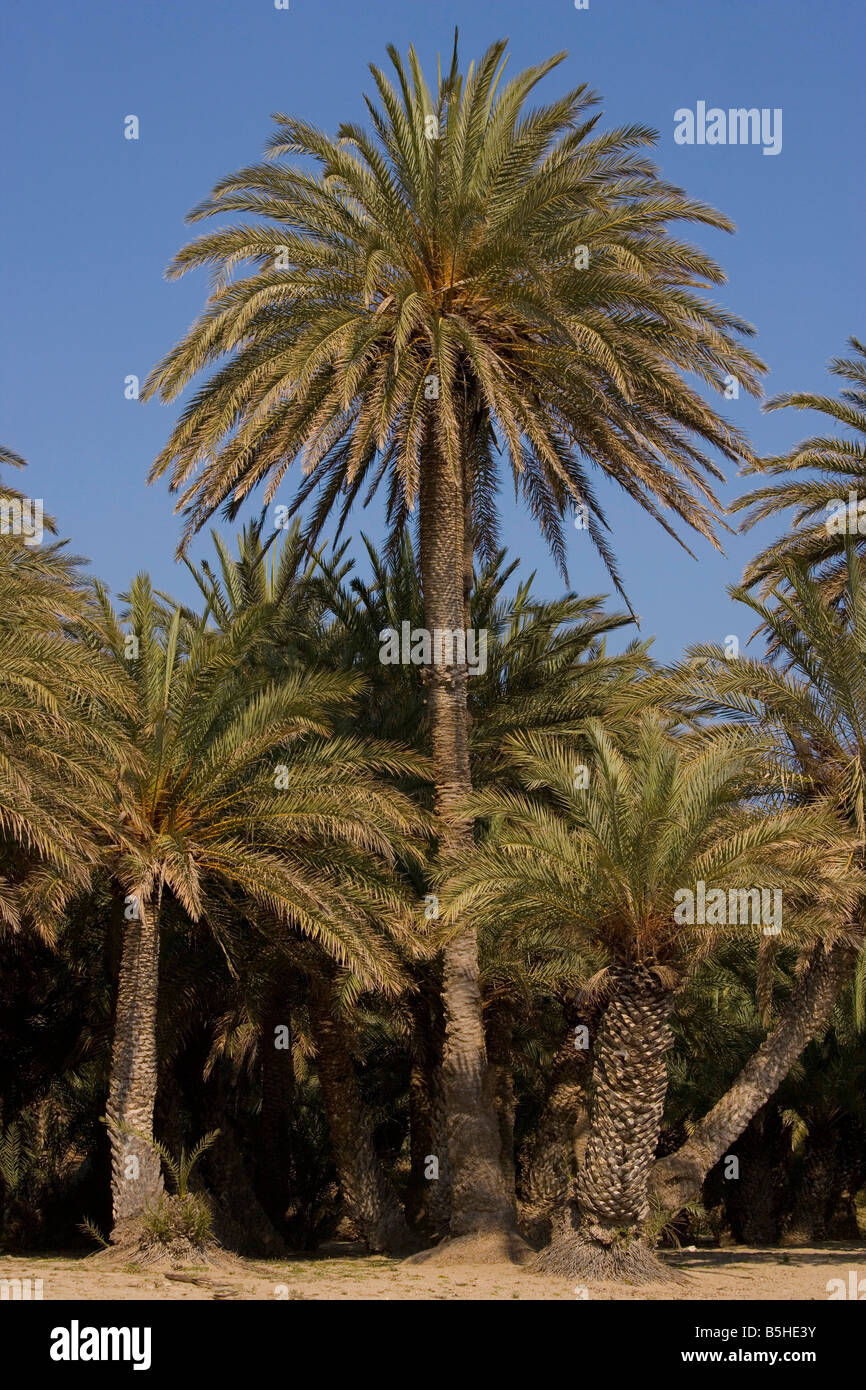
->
xmin=142 ymin=1192 xmax=214 ymax=1249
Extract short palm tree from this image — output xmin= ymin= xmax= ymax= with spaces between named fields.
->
xmin=92 ymin=575 xmax=425 ymax=1242
xmin=648 ymin=548 xmax=866 ymax=1212
xmin=142 ymin=36 xmax=764 ymax=1243
xmin=732 ymin=337 xmax=866 ymax=600
xmin=439 ymin=716 xmax=858 ymax=1279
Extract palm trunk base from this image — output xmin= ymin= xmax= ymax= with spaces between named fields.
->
xmin=403 ymin=1228 xmax=534 ymax=1267
xmin=98 ymin=1204 xmax=219 ymax=1270
xmin=534 ymin=1221 xmax=674 ymax=1284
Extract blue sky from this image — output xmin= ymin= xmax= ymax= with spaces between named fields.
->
xmin=2 ymin=0 xmax=864 ymax=659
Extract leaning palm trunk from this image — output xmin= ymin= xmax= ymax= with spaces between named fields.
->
xmin=308 ymin=975 xmax=412 ymax=1254
xmin=650 ymin=940 xmax=858 ymax=1213
xmin=536 ymin=967 xmax=675 ymax=1282
xmin=105 ymin=895 xmax=164 ymax=1239
xmin=418 ymin=436 xmax=514 ymax=1239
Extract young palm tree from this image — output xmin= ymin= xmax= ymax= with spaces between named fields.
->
xmin=142 ymin=36 xmax=764 ymax=1244
xmin=185 ymin=511 xmax=327 ymax=671
xmin=648 ymin=548 xmax=866 ymax=1213
xmin=439 ymin=716 xmax=858 ymax=1279
xmin=732 ymin=336 xmax=866 ymax=601
xmin=92 ymin=575 xmax=425 ymax=1243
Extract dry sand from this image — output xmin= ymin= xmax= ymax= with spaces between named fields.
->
xmin=2 ymin=1243 xmax=864 ymax=1300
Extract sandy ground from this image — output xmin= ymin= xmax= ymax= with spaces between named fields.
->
xmin=2 ymin=1243 xmax=864 ymax=1300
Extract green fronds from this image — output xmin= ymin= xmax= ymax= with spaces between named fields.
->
xmin=438 ymin=713 xmax=860 ymax=983
xmin=143 ymin=37 xmax=764 ymax=589
xmin=734 ymin=337 xmax=866 ymax=601
xmin=0 ymin=530 xmax=134 ymax=937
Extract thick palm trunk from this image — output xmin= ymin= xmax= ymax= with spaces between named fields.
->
xmin=405 ymin=982 xmax=451 ymax=1235
xmin=650 ymin=940 xmax=858 ymax=1214
xmin=536 ymin=966 xmax=674 ymax=1281
xmin=105 ymin=896 xmax=164 ymax=1239
xmin=418 ymin=432 xmax=514 ymax=1240
xmin=721 ymin=1106 xmax=788 ymax=1244
xmin=204 ymin=1115 xmax=286 ymax=1257
xmin=520 ymin=1022 xmax=593 ymax=1244
xmin=485 ymin=1005 xmax=517 ymax=1200
xmin=308 ymin=973 xmax=412 ymax=1253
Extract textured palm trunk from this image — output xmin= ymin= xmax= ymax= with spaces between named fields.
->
xmin=106 ymin=894 xmax=164 ymax=1239
xmin=520 ymin=1024 xmax=593 ymax=1244
xmin=721 ymin=1106 xmax=788 ymax=1244
xmin=308 ymin=974 xmax=412 ymax=1253
xmin=485 ymin=1006 xmax=517 ymax=1200
xmin=536 ymin=966 xmax=674 ymax=1281
xmin=425 ymin=1054 xmax=454 ymax=1237
xmin=418 ymin=430 xmax=515 ymax=1240
xmin=203 ymin=1116 xmax=286 ymax=1258
xmin=650 ymin=940 xmax=858 ymax=1214
xmin=405 ymin=983 xmax=451 ymax=1235
xmin=783 ymin=1117 xmax=865 ymax=1245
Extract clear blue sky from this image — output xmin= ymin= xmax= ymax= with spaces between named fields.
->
xmin=2 ymin=0 xmax=863 ymax=658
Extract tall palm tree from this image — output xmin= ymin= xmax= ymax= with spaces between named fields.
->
xmin=142 ymin=36 xmax=764 ymax=1244
xmin=440 ymin=716 xmax=858 ymax=1279
xmin=312 ymin=531 xmax=646 ymax=1229
xmin=648 ymin=548 xmax=866 ymax=1213
xmin=91 ymin=575 xmax=425 ymax=1242
xmin=732 ymin=336 xmax=866 ymax=601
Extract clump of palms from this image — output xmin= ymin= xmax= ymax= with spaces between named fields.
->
xmin=142 ymin=33 xmax=764 ymax=1251
xmin=438 ymin=715 xmax=859 ymax=1280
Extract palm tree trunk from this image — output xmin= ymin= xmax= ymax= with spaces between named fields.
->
xmin=721 ymin=1106 xmax=788 ymax=1244
xmin=258 ymin=992 xmax=295 ymax=1227
xmin=520 ymin=1022 xmax=592 ymax=1244
xmin=418 ymin=430 xmax=514 ymax=1239
xmin=536 ymin=966 xmax=674 ymax=1281
xmin=650 ymin=940 xmax=858 ymax=1214
xmin=405 ymin=980 xmax=451 ymax=1235
xmin=486 ymin=1005 xmax=517 ymax=1201
xmin=783 ymin=1116 xmax=865 ymax=1245
xmin=105 ymin=894 xmax=164 ymax=1239
xmin=307 ymin=973 xmax=412 ymax=1253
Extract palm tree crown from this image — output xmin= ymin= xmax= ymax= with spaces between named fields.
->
xmin=144 ymin=36 xmax=763 ymax=595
